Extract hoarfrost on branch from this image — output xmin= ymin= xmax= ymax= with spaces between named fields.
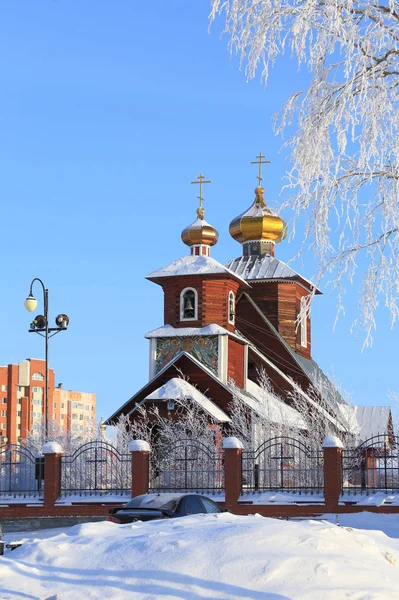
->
xmin=210 ymin=0 xmax=399 ymax=344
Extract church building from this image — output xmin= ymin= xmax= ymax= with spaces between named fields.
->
xmin=107 ymin=157 xmax=392 ymax=443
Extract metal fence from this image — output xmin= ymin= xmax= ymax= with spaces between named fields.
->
xmin=342 ymin=434 xmax=399 ymax=495
xmin=150 ymin=440 xmax=224 ymax=493
xmin=0 ymin=443 xmax=43 ymax=499
xmin=60 ymin=441 xmax=131 ymax=497
xmin=242 ymin=436 xmax=324 ymax=494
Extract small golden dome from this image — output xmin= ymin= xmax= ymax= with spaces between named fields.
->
xmin=229 ymin=186 xmax=287 ymax=245
xmin=181 ymin=207 xmax=219 ymax=247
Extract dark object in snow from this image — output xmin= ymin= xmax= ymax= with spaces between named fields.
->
xmin=107 ymin=493 xmax=224 ymax=524
xmin=0 ymin=541 xmax=3 ymax=556
xmin=6 ymin=542 xmax=22 ymax=551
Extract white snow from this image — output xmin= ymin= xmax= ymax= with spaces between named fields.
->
xmin=240 ymin=491 xmax=325 ymax=505
xmin=338 ymin=404 xmax=391 ymax=442
xmin=223 ymin=436 xmax=244 ymax=449
xmin=340 ymin=493 xmax=399 ymax=507
xmin=147 ymin=255 xmax=248 ymax=286
xmin=128 ymin=440 xmax=151 ymax=452
xmin=42 ymin=441 xmax=64 ymax=454
xmin=322 ymin=435 xmax=344 ymax=449
xmin=2 ymin=512 xmax=399 ymax=599
xmin=237 ymin=379 xmax=306 ymax=429
xmin=183 ymin=216 xmax=214 ymax=230
xmin=145 ymin=378 xmax=231 ymax=423
xmin=145 ymin=323 xmax=242 ymax=340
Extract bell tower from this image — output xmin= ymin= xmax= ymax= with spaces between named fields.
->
xmin=146 ymin=173 xmax=249 ymax=387
xmin=227 ymin=153 xmax=316 ymax=360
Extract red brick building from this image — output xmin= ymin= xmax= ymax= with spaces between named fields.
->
xmin=0 ymin=358 xmax=96 ymax=444
xmin=107 ymin=173 xmax=391 ymax=440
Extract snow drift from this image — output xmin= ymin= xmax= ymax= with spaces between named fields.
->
xmin=1 ymin=513 xmax=399 ymax=599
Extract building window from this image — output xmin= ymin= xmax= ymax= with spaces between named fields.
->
xmin=53 ymin=403 xmax=57 ymax=408
xmin=72 ymin=414 xmax=77 ymax=419
xmin=1 ymin=410 xmax=6 ymax=417
xmin=2 ymin=398 xmax=6 ymax=404
xmin=18 ymin=411 xmax=21 ymax=417
xmin=32 ymin=372 xmax=44 ymax=381
xmin=32 ymin=386 xmax=43 ymax=395
xmin=180 ymin=288 xmax=198 ymax=321
xmin=300 ymin=296 xmax=308 ymax=348
xmin=79 ymin=414 xmax=84 ymax=420
xmin=85 ymin=405 xmax=89 ymax=411
xmin=61 ymin=403 xmax=64 ymax=409
xmin=53 ymin=415 xmax=56 ymax=420
xmin=1 ymin=385 xmax=7 ymax=392
xmin=228 ymin=291 xmax=235 ymax=325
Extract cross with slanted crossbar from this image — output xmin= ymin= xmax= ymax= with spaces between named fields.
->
xmin=190 ymin=173 xmax=212 ymax=212
xmin=250 ymin=152 xmax=271 ymax=186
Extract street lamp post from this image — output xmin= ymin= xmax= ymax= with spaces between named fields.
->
xmin=24 ymin=278 xmax=69 ymax=440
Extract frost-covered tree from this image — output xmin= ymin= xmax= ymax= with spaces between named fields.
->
xmin=211 ymin=0 xmax=399 ymax=344
xmin=288 ymin=372 xmax=359 ymax=447
xmin=229 ymin=368 xmax=358 ymax=448
xmin=24 ymin=416 xmax=97 ymax=456
xmin=228 ymin=370 xmax=300 ymax=448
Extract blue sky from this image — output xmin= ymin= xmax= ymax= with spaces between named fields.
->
xmin=0 ymin=1 xmax=396 ymax=423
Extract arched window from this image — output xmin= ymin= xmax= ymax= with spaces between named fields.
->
xmin=180 ymin=288 xmax=198 ymax=321
xmin=300 ymin=296 xmax=308 ymax=347
xmin=32 ymin=372 xmax=44 ymax=381
xmin=228 ymin=291 xmax=235 ymax=324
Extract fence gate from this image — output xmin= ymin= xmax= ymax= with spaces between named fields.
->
xmin=0 ymin=444 xmax=42 ymax=499
xmin=60 ymin=441 xmax=131 ymax=498
xmin=150 ymin=440 xmax=224 ymax=494
xmin=242 ymin=436 xmax=324 ymax=494
xmin=342 ymin=434 xmax=399 ymax=495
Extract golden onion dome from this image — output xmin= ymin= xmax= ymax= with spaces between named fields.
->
xmin=181 ymin=206 xmax=219 ymax=247
xmin=229 ymin=186 xmax=287 ymax=245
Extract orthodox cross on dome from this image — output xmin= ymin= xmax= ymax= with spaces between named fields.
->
xmin=190 ymin=173 xmax=212 ymax=218
xmin=250 ymin=152 xmax=271 ymax=186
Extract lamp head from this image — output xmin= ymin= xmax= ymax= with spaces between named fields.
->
xmin=31 ymin=314 xmax=46 ymax=330
xmin=55 ymin=314 xmax=69 ymax=329
xmin=24 ymin=295 xmax=38 ymax=313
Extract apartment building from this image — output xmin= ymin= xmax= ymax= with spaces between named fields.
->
xmin=0 ymin=358 xmax=96 ymax=444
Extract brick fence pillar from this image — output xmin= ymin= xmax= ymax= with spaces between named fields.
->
xmin=223 ymin=437 xmax=244 ymax=509
xmin=129 ymin=440 xmax=151 ymax=498
xmin=322 ymin=435 xmax=344 ymax=509
xmin=42 ymin=442 xmax=64 ymax=509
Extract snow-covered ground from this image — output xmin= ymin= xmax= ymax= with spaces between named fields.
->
xmin=1 ymin=513 xmax=399 ymax=599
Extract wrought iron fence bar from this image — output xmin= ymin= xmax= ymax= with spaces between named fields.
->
xmin=241 ymin=439 xmax=324 ymax=495
xmin=0 ymin=444 xmax=42 ymax=499
xmin=341 ymin=434 xmax=399 ymax=495
xmin=60 ymin=441 xmax=132 ymax=497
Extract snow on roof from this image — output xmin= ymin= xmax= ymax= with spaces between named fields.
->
xmin=338 ymin=405 xmax=391 ymax=442
xmin=145 ymin=323 xmax=244 ymax=343
xmin=145 ymin=377 xmax=231 ymax=423
xmin=147 ymin=255 xmax=248 ymax=286
xmin=226 ymin=254 xmax=318 ymax=291
xmin=235 ymin=379 xmax=306 ymax=429
xmin=293 ymin=353 xmax=348 ymax=408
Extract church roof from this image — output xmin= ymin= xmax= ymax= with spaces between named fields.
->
xmin=225 ymin=254 xmax=320 ymax=293
xmin=338 ymin=405 xmax=392 ymax=442
xmin=147 ymin=255 xmax=249 ymax=286
xmin=291 ymin=352 xmax=347 ymax=408
xmin=239 ymin=292 xmax=347 ymax=409
xmin=238 ymin=379 xmax=306 ymax=430
xmin=145 ymin=378 xmax=231 ymax=423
